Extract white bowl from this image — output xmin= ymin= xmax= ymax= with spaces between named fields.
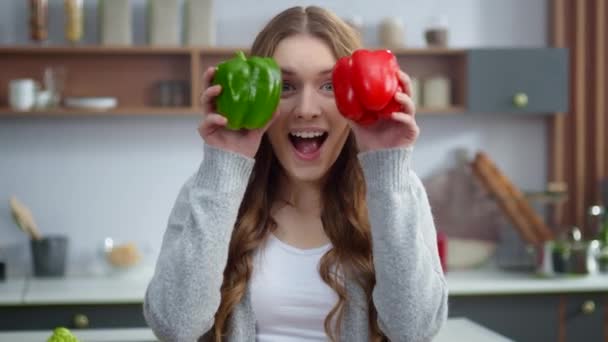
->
xmin=447 ymin=238 xmax=497 ymax=269
xmin=64 ymin=97 xmax=118 ymax=110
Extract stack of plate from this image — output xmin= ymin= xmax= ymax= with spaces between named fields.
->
xmin=64 ymin=97 xmax=118 ymax=110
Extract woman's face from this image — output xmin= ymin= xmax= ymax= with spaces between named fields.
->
xmin=267 ymin=34 xmax=350 ymax=184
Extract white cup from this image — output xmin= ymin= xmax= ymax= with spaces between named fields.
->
xmin=422 ymin=76 xmax=451 ymax=108
xmin=9 ymin=79 xmax=36 ymax=111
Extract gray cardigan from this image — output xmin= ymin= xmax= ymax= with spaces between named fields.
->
xmin=143 ymin=143 xmax=448 ymax=342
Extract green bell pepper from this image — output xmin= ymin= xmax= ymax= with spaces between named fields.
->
xmin=212 ymin=51 xmax=282 ymax=130
xmin=47 ymin=327 xmax=79 ymax=342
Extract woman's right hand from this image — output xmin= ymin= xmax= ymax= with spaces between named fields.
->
xmin=198 ymin=66 xmax=278 ymax=158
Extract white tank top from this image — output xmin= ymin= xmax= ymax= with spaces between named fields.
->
xmin=250 ymin=234 xmax=337 ymax=341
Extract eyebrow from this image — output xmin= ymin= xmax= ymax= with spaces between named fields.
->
xmin=280 ymin=67 xmax=334 ymax=77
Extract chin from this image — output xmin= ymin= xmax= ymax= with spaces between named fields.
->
xmin=283 ymin=165 xmax=328 ymax=183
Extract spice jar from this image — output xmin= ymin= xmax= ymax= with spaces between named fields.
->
xmin=64 ymin=0 xmax=84 ymax=44
xmin=424 ymin=15 xmax=449 ymax=48
xmin=379 ymin=17 xmax=405 ymax=48
xmin=30 ymin=0 xmax=48 ymax=43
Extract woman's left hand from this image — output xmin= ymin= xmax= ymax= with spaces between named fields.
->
xmin=351 ymin=70 xmax=419 ymax=153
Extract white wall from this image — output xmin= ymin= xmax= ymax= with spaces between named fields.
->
xmin=0 ymin=0 xmax=548 ymax=276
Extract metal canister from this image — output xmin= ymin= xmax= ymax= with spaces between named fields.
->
xmin=30 ymin=0 xmax=48 ymax=42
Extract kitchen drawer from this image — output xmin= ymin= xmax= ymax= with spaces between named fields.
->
xmin=564 ymin=293 xmax=606 ymax=341
xmin=0 ymin=304 xmax=147 ymax=331
xmin=449 ymin=294 xmax=560 ymax=342
xmin=467 ymin=48 xmax=569 ymax=114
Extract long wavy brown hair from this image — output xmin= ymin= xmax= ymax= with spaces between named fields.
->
xmin=212 ymin=6 xmax=383 ymax=342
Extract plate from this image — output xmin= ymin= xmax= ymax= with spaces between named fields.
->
xmin=64 ymin=97 xmax=118 ymax=110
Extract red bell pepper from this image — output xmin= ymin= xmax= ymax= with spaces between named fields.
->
xmin=332 ymin=49 xmax=403 ymax=125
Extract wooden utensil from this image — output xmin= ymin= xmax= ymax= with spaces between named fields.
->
xmin=472 ymin=152 xmax=554 ymax=246
xmin=9 ymin=196 xmax=42 ymax=240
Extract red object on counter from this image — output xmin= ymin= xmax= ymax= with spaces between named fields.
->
xmin=437 ymin=230 xmax=447 ymax=273
xmin=332 ymin=49 xmax=403 ymax=126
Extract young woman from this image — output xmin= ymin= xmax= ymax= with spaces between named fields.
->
xmin=144 ymin=6 xmax=447 ymax=342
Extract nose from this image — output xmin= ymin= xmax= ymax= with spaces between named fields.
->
xmin=294 ymin=85 xmax=321 ymax=120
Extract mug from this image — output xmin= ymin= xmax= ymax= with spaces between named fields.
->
xmin=422 ymin=76 xmax=451 ymax=108
xmin=9 ymin=79 xmax=36 ymax=111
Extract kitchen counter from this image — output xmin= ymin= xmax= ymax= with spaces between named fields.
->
xmin=0 ymin=328 xmax=156 ymax=342
xmin=0 ymin=318 xmax=511 ymax=342
xmin=0 ymin=278 xmax=25 ymax=305
xmin=446 ymin=261 xmax=608 ymax=296
xmin=24 ymin=271 xmax=153 ymax=305
xmin=0 ymin=266 xmax=154 ymax=305
xmin=3 ymin=262 xmax=608 ymax=305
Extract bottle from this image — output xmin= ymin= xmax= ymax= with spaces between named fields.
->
xmin=30 ymin=0 xmax=48 ymax=43
xmin=437 ymin=230 xmax=447 ymax=273
xmin=64 ymin=0 xmax=84 ymax=44
xmin=597 ymin=206 xmax=608 ymax=272
xmin=587 ymin=205 xmax=605 ymax=239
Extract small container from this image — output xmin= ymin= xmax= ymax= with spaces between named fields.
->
xmin=30 ymin=0 xmax=48 ymax=43
xmin=437 ymin=231 xmax=447 ymax=273
xmin=424 ymin=15 xmax=449 ymax=48
xmin=0 ymin=261 xmax=5 ymax=282
xmin=64 ymin=0 xmax=84 ymax=44
xmin=379 ymin=17 xmax=405 ymax=48
xmin=30 ymin=235 xmax=68 ymax=277
xmin=422 ymin=76 xmax=451 ymax=108
xmin=157 ymin=81 xmax=173 ymax=107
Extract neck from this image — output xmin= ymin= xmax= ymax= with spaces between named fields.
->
xmin=278 ymin=174 xmax=323 ymax=215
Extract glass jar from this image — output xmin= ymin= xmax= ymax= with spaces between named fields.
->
xmin=30 ymin=0 xmax=48 ymax=43
xmin=64 ymin=0 xmax=84 ymax=44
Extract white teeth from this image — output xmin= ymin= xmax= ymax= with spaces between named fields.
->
xmin=290 ymin=131 xmax=325 ymax=138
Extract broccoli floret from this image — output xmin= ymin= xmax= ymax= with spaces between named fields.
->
xmin=47 ymin=327 xmax=79 ymax=342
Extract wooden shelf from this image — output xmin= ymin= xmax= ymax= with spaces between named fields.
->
xmin=0 ymin=45 xmax=470 ymax=117
xmin=0 ymin=107 xmax=200 ymax=116
xmin=0 ymin=45 xmax=242 ymax=56
xmin=0 ymin=106 xmax=464 ymax=117
xmin=0 ymin=45 xmax=466 ymax=56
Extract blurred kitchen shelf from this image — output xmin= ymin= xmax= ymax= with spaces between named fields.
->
xmin=0 ymin=107 xmax=200 ymax=116
xmin=0 ymin=45 xmax=476 ymax=117
xmin=0 ymin=45 xmax=242 ymax=55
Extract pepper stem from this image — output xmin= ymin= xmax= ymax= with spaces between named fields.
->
xmin=236 ymin=51 xmax=247 ymax=60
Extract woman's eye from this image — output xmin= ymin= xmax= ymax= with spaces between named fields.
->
xmin=321 ymin=82 xmax=333 ymax=92
xmin=282 ymin=82 xmax=295 ymax=92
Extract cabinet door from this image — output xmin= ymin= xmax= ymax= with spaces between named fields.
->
xmin=564 ymin=294 xmax=605 ymax=342
xmin=467 ymin=48 xmax=569 ymax=114
xmin=0 ymin=304 xmax=147 ymax=330
xmin=449 ymin=294 xmax=560 ymax=342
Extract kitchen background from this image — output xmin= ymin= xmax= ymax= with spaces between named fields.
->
xmin=0 ymin=0 xmax=549 ymax=277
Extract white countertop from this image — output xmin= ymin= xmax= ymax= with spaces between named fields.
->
xmin=2 ymin=262 xmax=608 ymax=306
xmin=24 ymin=272 xmax=152 ymax=305
xmin=0 ymin=318 xmax=511 ymax=342
xmin=446 ymin=262 xmax=608 ymax=295
xmin=434 ymin=318 xmax=513 ymax=342
xmin=0 ymin=278 xmax=25 ymax=305
xmin=0 ymin=328 xmax=156 ymax=342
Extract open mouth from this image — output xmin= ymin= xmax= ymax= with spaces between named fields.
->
xmin=288 ymin=130 xmax=329 ymax=160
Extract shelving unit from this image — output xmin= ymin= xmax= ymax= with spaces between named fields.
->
xmin=0 ymin=45 xmax=469 ymax=117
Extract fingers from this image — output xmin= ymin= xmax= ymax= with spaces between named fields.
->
xmin=391 ymin=112 xmax=420 ymax=135
xmin=397 ymin=70 xmax=413 ymax=97
xmin=200 ymin=84 xmax=222 ymax=115
xmin=395 ymin=91 xmax=416 ymax=117
xmin=202 ymin=66 xmax=216 ymax=90
xmin=198 ymin=113 xmax=228 ymax=138
xmin=200 ymin=67 xmax=221 ymax=115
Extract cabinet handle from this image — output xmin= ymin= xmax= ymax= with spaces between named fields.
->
xmin=513 ymin=92 xmax=529 ymax=108
xmin=581 ymin=300 xmax=596 ymax=315
xmin=73 ymin=313 xmax=90 ymax=329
